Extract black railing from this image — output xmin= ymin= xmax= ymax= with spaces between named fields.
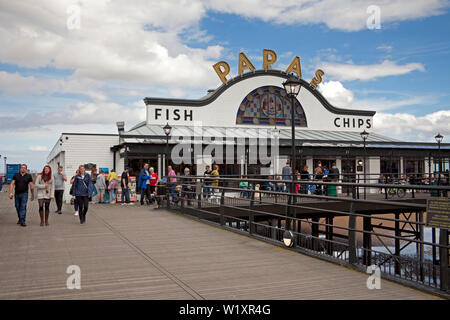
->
xmin=156 ymin=175 xmax=450 ymax=296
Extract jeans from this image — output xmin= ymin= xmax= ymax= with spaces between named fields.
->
xmin=170 ymin=183 xmax=178 ymax=202
xmin=110 ymin=188 xmax=116 ymax=200
xmin=14 ymin=192 xmax=28 ymax=222
xmin=121 ymin=187 xmax=130 ymax=204
xmin=55 ymin=190 xmax=64 ymax=211
xmin=140 ymin=185 xmax=151 ymax=204
xmin=203 ymin=183 xmax=211 ymax=199
xmin=240 ymin=186 xmax=248 ymax=198
xmin=76 ymin=196 xmax=89 ymax=222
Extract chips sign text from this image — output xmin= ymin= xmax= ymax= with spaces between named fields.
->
xmin=213 ymin=49 xmax=324 ymax=88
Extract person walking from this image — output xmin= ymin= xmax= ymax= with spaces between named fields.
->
xmin=168 ymin=165 xmax=178 ymax=203
xmin=96 ymin=170 xmax=106 ymax=203
xmin=70 ymin=170 xmax=79 ymax=215
xmin=121 ymin=167 xmax=133 ymax=205
xmin=314 ymin=167 xmax=324 ymax=195
xmin=282 ymin=161 xmax=292 ymax=193
xmin=53 ymin=165 xmax=66 ymax=214
xmin=211 ymin=164 xmax=220 ymax=202
xmin=138 ymin=163 xmax=151 ymax=205
xmin=72 ymin=165 xmax=91 ymax=224
xmin=203 ymin=165 xmax=212 ymax=199
xmin=35 ymin=165 xmax=55 ymax=226
xmin=89 ymin=167 xmax=98 ymax=202
xmin=9 ymin=164 xmax=34 ymax=227
xmin=149 ymin=167 xmax=158 ymax=204
xmin=107 ymin=169 xmax=119 ymax=204
xmin=300 ymin=165 xmax=310 ymax=195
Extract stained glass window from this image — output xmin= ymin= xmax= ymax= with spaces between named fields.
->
xmin=236 ymin=86 xmax=307 ymax=127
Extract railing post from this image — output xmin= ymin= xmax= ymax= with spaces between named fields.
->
xmin=166 ymin=179 xmax=171 ymax=209
xmin=197 ymin=179 xmax=202 ymax=209
xmin=439 ymin=228 xmax=449 ymax=291
xmin=249 ymin=186 xmax=255 ymax=235
xmin=394 ymin=212 xmax=401 ymax=275
xmin=219 ymin=188 xmax=225 ymax=226
xmin=348 ymin=201 xmax=357 ymax=264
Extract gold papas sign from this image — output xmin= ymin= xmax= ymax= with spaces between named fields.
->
xmin=213 ymin=49 xmax=324 ymax=88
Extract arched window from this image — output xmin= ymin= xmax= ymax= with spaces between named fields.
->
xmin=236 ymin=86 xmax=307 ymax=127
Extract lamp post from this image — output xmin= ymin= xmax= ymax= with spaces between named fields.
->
xmin=360 ymin=130 xmax=369 ymax=199
xmin=435 ymin=133 xmax=443 ymax=193
xmin=282 ymin=75 xmax=301 ymax=232
xmin=4 ymin=156 xmax=6 ymax=180
xmin=272 ymin=127 xmax=280 ymax=176
xmin=163 ymin=123 xmax=172 ymax=177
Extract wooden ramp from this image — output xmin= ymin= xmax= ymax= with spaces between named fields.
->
xmin=0 ymin=192 xmax=440 ymax=300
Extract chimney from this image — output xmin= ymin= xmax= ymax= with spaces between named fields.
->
xmin=116 ymin=121 xmax=125 ymax=143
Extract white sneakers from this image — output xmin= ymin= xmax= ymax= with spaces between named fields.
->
xmin=74 ymin=211 xmax=79 ymax=216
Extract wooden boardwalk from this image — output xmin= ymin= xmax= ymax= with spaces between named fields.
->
xmin=0 ymin=191 xmax=441 ymax=300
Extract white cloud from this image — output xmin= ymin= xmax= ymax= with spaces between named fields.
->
xmin=376 ymin=45 xmax=393 ymax=52
xmin=0 ymin=1 xmax=223 ymax=88
xmin=318 ymin=60 xmax=425 ymax=82
xmin=318 ymin=81 xmax=354 ymax=107
xmin=374 ymin=110 xmax=450 ymax=141
xmin=29 ymin=145 xmax=49 ymax=151
xmin=205 ymin=0 xmax=449 ymax=32
xmin=0 ymin=71 xmax=107 ymax=100
xmin=0 ymin=101 xmax=145 ymax=132
xmin=317 ymin=80 xmax=450 ymax=141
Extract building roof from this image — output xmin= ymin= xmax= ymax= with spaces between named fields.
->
xmin=143 ymin=70 xmax=375 ymax=117
xmin=120 ymin=123 xmax=404 ymax=147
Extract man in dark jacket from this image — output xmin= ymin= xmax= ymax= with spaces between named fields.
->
xmin=138 ymin=163 xmax=151 ymax=205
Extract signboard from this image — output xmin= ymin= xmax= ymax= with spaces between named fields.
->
xmin=6 ymin=164 xmax=20 ymax=183
xmin=426 ymin=198 xmax=450 ymax=229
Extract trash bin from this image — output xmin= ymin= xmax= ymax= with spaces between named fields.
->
xmin=327 ymin=185 xmax=337 ymax=196
xmin=430 ymin=181 xmax=439 ymax=197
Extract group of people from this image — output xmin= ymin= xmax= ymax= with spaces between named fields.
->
xmin=279 ymin=160 xmax=340 ymax=195
xmin=8 ymin=163 xmax=137 ymax=227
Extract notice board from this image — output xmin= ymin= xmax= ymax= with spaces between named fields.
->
xmin=426 ymin=198 xmax=450 ymax=229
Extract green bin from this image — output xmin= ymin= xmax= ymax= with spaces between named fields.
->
xmin=327 ymin=185 xmax=337 ymax=196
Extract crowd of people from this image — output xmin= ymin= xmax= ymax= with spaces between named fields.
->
xmin=7 ymin=161 xmax=449 ymax=227
xmin=7 ymin=163 xmax=223 ymax=227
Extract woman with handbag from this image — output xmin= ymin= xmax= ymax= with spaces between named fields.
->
xmin=35 ymin=165 xmax=55 ymax=226
xmin=107 ymin=169 xmax=119 ymax=204
xmin=72 ymin=165 xmax=91 ymax=224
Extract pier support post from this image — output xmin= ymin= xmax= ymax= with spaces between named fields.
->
xmin=439 ymin=229 xmax=449 ymax=291
xmin=348 ymin=202 xmax=357 ymax=264
xmin=363 ymin=216 xmax=372 ymax=266
xmin=394 ymin=212 xmax=401 ymax=275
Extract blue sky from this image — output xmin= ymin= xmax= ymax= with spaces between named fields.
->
xmin=0 ymin=0 xmax=449 ymax=171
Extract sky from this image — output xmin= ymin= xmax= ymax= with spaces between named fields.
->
xmin=0 ymin=0 xmax=450 ymax=172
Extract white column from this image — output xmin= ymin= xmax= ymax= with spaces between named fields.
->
xmin=336 ymin=157 xmax=342 ymax=194
xmin=368 ymin=156 xmax=381 ymax=194
xmin=306 ymin=157 xmax=313 ymax=173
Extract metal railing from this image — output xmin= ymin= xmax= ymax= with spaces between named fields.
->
xmin=156 ymin=175 xmax=450 ymax=296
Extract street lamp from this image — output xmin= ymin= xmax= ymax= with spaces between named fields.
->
xmin=360 ymin=130 xmax=369 ymax=199
xmin=435 ymin=133 xmax=443 ymax=189
xmin=282 ymin=75 xmax=301 ymax=233
xmin=163 ymin=123 xmax=172 ymax=176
